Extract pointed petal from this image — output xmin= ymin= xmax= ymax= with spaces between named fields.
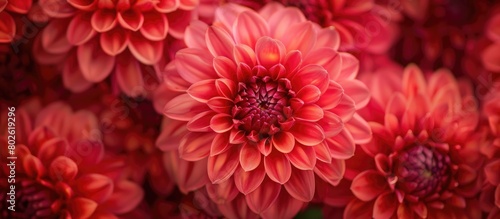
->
xmin=49 ymin=156 xmax=78 ymax=182
xmin=285 ymin=142 xmax=316 ymax=170
xmin=37 ymin=138 xmax=69 ymax=166
xmin=246 ymin=178 xmax=281 ymax=213
xmin=234 ymin=164 xmax=266 ymax=195
xmin=268 ymin=7 xmax=306 ymax=38
xmin=63 ymin=53 xmax=93 ymax=92
xmin=187 ymin=79 xmax=218 ymax=103
xmin=68 ymin=198 xmax=97 ymax=219
xmin=240 ymin=142 xmax=262 ymax=171
xmin=272 ymin=131 xmax=295 ymax=153
xmin=184 ymin=20 xmax=208 ymax=49
xmin=140 ymin=12 xmax=168 ymax=41
xmin=187 ymin=111 xmax=216 ymax=132
xmin=313 ymin=141 xmax=332 ymax=163
xmin=206 ymin=178 xmax=239 ymax=204
xmin=281 ymin=21 xmax=316 ymax=56
xmin=344 ymin=199 xmax=374 ymax=218
xmin=255 ymin=36 xmax=286 ymax=69
xmin=261 ymin=190 xmax=304 ymax=219
xmin=101 ymin=181 xmax=143 ymax=214
xmin=351 ymin=170 xmax=388 ymax=201
xmin=315 ymin=27 xmax=341 ymax=50
xmin=284 ymin=169 xmax=315 ymax=202
xmin=155 ymin=0 xmax=179 ymax=13
xmin=264 ymin=152 xmax=292 ymax=184
xmin=210 ymin=113 xmax=234 ymax=133
xmin=91 ymin=9 xmax=117 ymax=32
xmin=213 ymin=56 xmax=237 ymax=80
xmin=233 ymin=10 xmax=269 ymax=48
xmin=163 ymin=152 xmax=208 ymax=193
xmin=77 ymin=40 xmax=115 ymax=82
xmin=208 ymin=147 xmax=240 ymax=184
xmin=402 ymin=64 xmax=427 ymax=97
xmin=206 ymin=25 xmax=235 ymax=58
xmin=115 ymin=54 xmax=145 ymax=97
xmin=234 ymin=44 xmax=256 ymax=66
xmin=341 ymin=79 xmax=370 ymax=109
xmin=294 ymin=104 xmax=324 ymax=122
xmin=296 ymin=85 xmax=321 ymax=104
xmin=163 ymin=94 xmax=208 ymax=121
xmin=345 ymin=113 xmax=372 ymax=144
xmin=292 ymin=64 xmax=329 ymax=93
xmin=117 ymin=9 xmax=144 ymax=31
xmin=207 ymin=97 xmax=234 ymax=114
xmin=176 ymin=48 xmax=217 ymax=83
xmin=128 ymin=33 xmax=163 ymax=65
xmin=0 ymin=13 xmax=15 ymax=43
xmin=100 ymin=28 xmax=128 ymax=56
xmin=75 ymin=174 xmax=113 ymax=203
xmin=289 ymin=122 xmax=325 ymax=146
xmin=41 ymin=19 xmax=73 ymax=54
xmin=314 ymin=159 xmax=344 ymax=186
xmin=179 ymin=132 xmax=213 ymax=161
xmin=338 ymin=52 xmax=359 ymax=80
xmin=210 ymin=132 xmax=230 ymax=156
xmin=373 ymin=192 xmax=398 ymax=219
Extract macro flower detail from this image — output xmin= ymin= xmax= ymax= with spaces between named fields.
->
xmin=341 ymin=65 xmax=483 ymax=218
xmin=0 ymin=0 xmax=33 ymax=43
xmin=0 ymin=101 xmax=143 ymax=218
xmin=33 ymin=0 xmax=199 ymax=96
xmin=157 ymin=2 xmax=372 ymax=218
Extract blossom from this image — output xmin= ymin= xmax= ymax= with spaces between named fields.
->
xmin=338 ymin=64 xmax=483 ymax=218
xmin=33 ymin=0 xmax=199 ymax=96
xmin=157 ymin=2 xmax=372 ymax=218
xmin=0 ymin=0 xmax=32 ymax=43
xmin=0 ymin=101 xmax=143 ymax=218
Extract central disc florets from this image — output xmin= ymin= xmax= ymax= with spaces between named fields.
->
xmin=393 ymin=144 xmax=451 ymax=198
xmin=233 ymin=76 xmax=295 ymax=139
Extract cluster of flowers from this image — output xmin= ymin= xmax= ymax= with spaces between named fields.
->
xmin=1 ymin=0 xmax=499 ymax=218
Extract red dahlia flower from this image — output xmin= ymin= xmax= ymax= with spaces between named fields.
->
xmin=0 ymin=101 xmax=143 ymax=218
xmin=0 ymin=0 xmax=32 ymax=43
xmin=156 ymin=2 xmax=372 ymax=218
xmin=339 ymin=65 xmax=483 ymax=218
xmin=33 ymin=0 xmax=199 ymax=96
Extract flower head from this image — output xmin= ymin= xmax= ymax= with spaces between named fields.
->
xmin=157 ymin=2 xmax=372 ymax=218
xmin=0 ymin=101 xmax=143 ymax=218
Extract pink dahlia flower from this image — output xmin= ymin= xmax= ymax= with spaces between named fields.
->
xmin=33 ymin=0 xmax=199 ymax=96
xmin=0 ymin=101 xmax=143 ymax=218
xmin=481 ymin=82 xmax=500 ymax=219
xmin=157 ymin=2 xmax=372 ymax=218
xmin=338 ymin=65 xmax=483 ymax=218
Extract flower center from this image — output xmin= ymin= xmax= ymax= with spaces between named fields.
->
xmin=1 ymin=180 xmax=60 ymax=218
xmin=233 ymin=76 xmax=294 ymax=139
xmin=393 ymin=144 xmax=451 ymax=198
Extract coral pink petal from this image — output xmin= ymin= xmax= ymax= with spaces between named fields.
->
xmin=214 ymin=3 xmax=248 ymax=30
xmin=313 ymin=141 xmax=332 ymax=163
xmin=41 ymin=19 xmax=73 ymax=54
xmin=245 ymin=178 xmax=281 ymax=213
xmin=351 ymin=170 xmax=388 ymax=201
xmin=77 ymin=40 xmax=115 ymax=82
xmin=128 ymin=33 xmax=163 ymax=65
xmin=281 ymin=22 xmax=316 ymax=56
xmin=91 ymin=9 xmax=117 ymax=32
xmin=166 ymin=9 xmax=194 ymax=39
xmin=207 ymin=97 xmax=234 ymax=114
xmin=208 ymin=147 xmax=240 ymax=184
xmin=0 ymin=13 xmax=15 ymax=43
xmin=163 ymin=93 xmax=209 ymax=121
xmin=316 ymin=81 xmax=344 ymax=110
xmin=117 ymin=10 xmax=144 ymax=31
xmin=326 ymin=129 xmax=355 ymax=159
xmin=210 ymin=113 xmax=234 ymax=133
xmin=258 ymin=2 xmax=285 ymax=19
xmin=482 ymin=44 xmax=500 ymax=72
xmin=304 ymin=48 xmax=342 ymax=80
xmin=218 ymin=195 xmax=260 ymax=219
xmin=344 ymin=199 xmax=374 ymax=218
xmin=341 ymin=80 xmax=370 ymax=109
xmin=330 ymin=95 xmax=356 ymax=122
xmin=232 ymin=10 xmax=269 ymax=48
xmin=268 ymin=7 xmax=306 ymax=39
xmin=345 ymin=113 xmax=372 ymax=144
xmin=179 ymin=132 xmax=213 ymax=161
xmin=214 ymin=56 xmax=237 ymax=81
xmin=163 ymin=152 xmax=208 ymax=193
xmin=75 ymin=174 xmax=113 ymax=203
xmin=206 ymin=178 xmax=239 ymax=204
xmin=39 ymin=0 xmax=75 ymax=18
xmin=294 ymin=104 xmax=324 ymax=122
xmin=184 ymin=20 xmax=208 ymax=49
xmin=315 ymin=27 xmax=341 ymax=50
xmin=240 ymin=142 xmax=262 ymax=171
xmin=187 ymin=79 xmax=218 ymax=102
xmin=286 ymin=142 xmax=316 ymax=170
xmin=100 ymin=28 xmax=128 ymax=56
xmin=255 ymin=36 xmax=286 ymax=69
xmin=23 ymin=155 xmax=46 ymax=178
xmin=284 ymin=169 xmax=315 ymax=202
xmin=63 ymin=53 xmax=93 ymax=92
xmin=187 ymin=111 xmax=216 ymax=132
xmin=289 ymin=122 xmax=325 ymax=146
xmin=101 ymin=181 xmax=143 ymax=214
xmin=67 ymin=198 xmax=97 ymax=219
xmin=37 ymin=138 xmax=68 ymax=165
xmin=67 ymin=0 xmax=95 ymax=10
xmin=49 ymin=156 xmax=77 ymax=181
xmin=140 ymin=12 xmax=168 ymax=41
xmin=402 ymin=64 xmax=427 ymax=97
xmin=318 ymin=111 xmax=343 ymax=137
xmin=179 ymin=0 xmax=198 ymax=10
xmin=373 ymin=192 xmax=398 ymax=219
xmin=176 ymin=48 xmax=217 ymax=83
xmin=234 ymin=44 xmax=257 ymax=67
xmin=261 ymin=191 xmax=304 ymax=219
xmin=264 ymin=151 xmax=292 ymax=184
xmin=215 ymin=78 xmax=237 ymax=98
xmin=115 ymin=54 xmax=145 ymax=97
xmin=155 ymin=0 xmax=179 ymax=13
xmin=233 ymin=164 xmax=266 ymax=195
xmin=296 ymin=85 xmax=321 ymax=104
xmin=210 ymin=132 xmax=230 ymax=156
xmin=292 ymin=64 xmax=329 ymax=93
xmin=337 ymin=52 xmax=359 ymax=80
xmin=206 ymin=25 xmax=235 ymax=58
xmin=272 ymin=131 xmax=295 ymax=153
xmin=314 ymin=159 xmax=344 ymax=186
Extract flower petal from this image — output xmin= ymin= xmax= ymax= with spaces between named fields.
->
xmin=117 ymin=9 xmax=144 ymax=31
xmin=0 ymin=13 xmax=15 ymax=43
xmin=326 ymin=129 xmax=355 ymax=159
xmin=77 ymin=40 xmax=115 ymax=82
xmin=272 ymin=132 xmax=295 ymax=153
xmin=289 ymin=122 xmax=325 ymax=146
xmin=234 ymin=44 xmax=256 ymax=67
xmin=208 ymin=147 xmax=240 ymax=184
xmin=255 ymin=36 xmax=286 ymax=69
xmin=210 ymin=132 xmax=230 ymax=156
xmin=63 ymin=53 xmax=93 ymax=92
xmin=155 ymin=0 xmax=179 ymax=13
xmin=100 ymin=28 xmax=128 ymax=56
xmin=345 ymin=113 xmax=372 ymax=144
xmin=264 ymin=151 xmax=292 ymax=184
xmin=373 ymin=192 xmax=398 ymax=219
xmin=184 ymin=20 xmax=208 ymax=49
xmin=285 ymin=142 xmax=316 ymax=170
xmin=41 ymin=19 xmax=73 ymax=54
xmin=294 ymin=104 xmax=324 ymax=122
xmin=314 ymin=159 xmax=344 ymax=186
xmin=206 ymin=178 xmax=239 ymax=204
xmin=284 ymin=169 xmax=315 ymax=202
xmin=68 ymin=198 xmax=97 ymax=219
xmin=296 ymin=85 xmax=321 ymax=104
xmin=245 ymin=178 xmax=281 ymax=213
xmin=91 ymin=9 xmax=117 ymax=32
xmin=176 ymin=48 xmax=217 ymax=83
xmin=49 ymin=156 xmax=77 ymax=182
xmin=482 ymin=43 xmax=500 ymax=72
xmin=179 ymin=132 xmax=213 ymax=161
xmin=207 ymin=97 xmax=234 ymax=114
xmin=341 ymin=79 xmax=370 ymax=109
xmin=234 ymin=164 xmax=266 ymax=195
xmin=101 ymin=181 xmax=143 ymax=214
xmin=163 ymin=94 xmax=208 ymax=121
xmin=268 ymin=7 xmax=306 ymax=38
xmin=240 ymin=142 xmax=262 ymax=171
xmin=128 ymin=33 xmax=163 ymax=65
xmin=402 ymin=64 xmax=427 ymax=97
xmin=38 ymin=138 xmax=69 ymax=166
xmin=233 ymin=10 xmax=269 ymax=48
xmin=281 ymin=21 xmax=316 ymax=56
xmin=261 ymin=189 xmax=304 ymax=219
xmin=206 ymin=25 xmax=235 ymax=58
xmin=187 ymin=111 xmax=216 ymax=132
xmin=210 ymin=113 xmax=234 ymax=133
xmin=140 ymin=12 xmax=168 ymax=41
xmin=292 ymin=64 xmax=329 ymax=93
xmin=75 ymin=174 xmax=113 ymax=203
xmin=115 ymin=53 xmax=146 ymax=97
xmin=351 ymin=170 xmax=388 ymax=201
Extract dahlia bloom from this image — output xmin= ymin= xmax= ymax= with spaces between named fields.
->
xmin=157 ymin=3 xmax=372 ymax=218
xmin=33 ymin=0 xmax=199 ymax=96
xmin=0 ymin=101 xmax=143 ymax=218
xmin=339 ymin=65 xmax=483 ymax=218
xmin=0 ymin=0 xmax=31 ymax=43
xmin=481 ymin=83 xmax=500 ymax=219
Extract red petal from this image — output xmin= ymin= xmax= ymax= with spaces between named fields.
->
xmin=341 ymin=79 xmax=370 ymax=109
xmin=284 ymin=169 xmax=315 ymax=202
xmin=314 ymin=159 xmax=344 ymax=186
xmin=115 ymin=53 xmax=145 ymax=97
xmin=294 ymin=104 xmax=324 ymax=122
xmin=281 ymin=21 xmax=316 ymax=56
xmin=402 ymin=64 xmax=427 ymax=97
xmin=5 ymin=0 xmax=31 ymax=13
xmin=179 ymin=132 xmax=213 ymax=161
xmin=296 ymin=85 xmax=321 ymax=104
xmin=210 ymin=132 xmax=230 ymax=156
xmin=344 ymin=199 xmax=374 ymax=218
xmin=0 ymin=13 xmax=15 ymax=43
xmin=234 ymin=164 xmax=266 ymax=195
xmin=482 ymin=43 xmax=500 ymax=72
xmin=68 ymin=198 xmax=97 ymax=219
xmin=351 ymin=170 xmax=388 ymax=201
xmin=316 ymin=81 xmax=344 ymax=110
xmin=179 ymin=0 xmax=198 ymax=10
xmin=292 ymin=64 xmax=329 ymax=93
xmin=163 ymin=152 xmax=208 ymax=193
xmin=155 ymin=0 xmax=179 ymax=13
xmin=210 ymin=113 xmax=234 ymax=133
xmin=77 ymin=40 xmax=115 ymax=82
xmin=187 ymin=111 xmax=216 ymax=132
xmin=240 ymin=142 xmax=262 ymax=171
xmin=264 ymin=152 xmax=292 ymax=184
xmin=91 ymin=9 xmax=117 ymax=32
xmin=285 ymin=142 xmax=316 ymax=170
xmin=318 ymin=111 xmax=343 ymax=138
xmin=117 ymin=10 xmax=144 ymax=31
xmin=206 ymin=178 xmax=239 ymax=204
xmin=305 ymin=48 xmax=342 ymax=80
xmin=207 ymin=97 xmax=234 ymax=114
xmin=128 ymin=33 xmax=163 ymax=65
xmin=268 ymin=6 xmax=306 ymax=38
xmin=38 ymin=138 xmax=68 ymax=166
xmin=215 ymin=78 xmax=237 ymax=99
xmin=41 ymin=19 xmax=73 ymax=54
xmin=272 ymin=131 xmax=295 ymax=153
xmin=166 ymin=9 xmax=194 ymax=39
xmin=23 ymin=155 xmax=46 ymax=178
xmin=345 ymin=113 xmax=372 ymax=144
xmin=218 ymin=195 xmax=260 ymax=219
xmin=233 ymin=10 xmax=269 ymax=48
xmin=261 ymin=190 xmax=304 ymax=219
xmin=234 ymin=44 xmax=256 ymax=66
xmin=314 ymin=27 xmax=341 ymax=50
xmin=163 ymin=93 xmax=208 ymax=121
xmin=338 ymin=52 xmax=359 ymax=80
xmin=67 ymin=13 xmax=96 ymax=45
xmin=289 ymin=122 xmax=325 ymax=146
xmin=176 ymin=48 xmax=217 ymax=83
xmin=330 ymin=95 xmax=356 ymax=122
xmin=49 ymin=156 xmax=77 ymax=182
xmin=184 ymin=20 xmax=208 ymax=49
xmin=255 ymin=36 xmax=286 ymax=68
xmin=63 ymin=53 xmax=93 ymax=92
xmin=246 ymin=178 xmax=281 ymax=213
xmin=75 ymin=174 xmax=113 ymax=203
xmin=67 ymin=0 xmax=95 ymax=10
xmin=140 ymin=12 xmax=168 ymax=41
xmin=373 ymin=192 xmax=398 ymax=219
xmin=206 ymin=25 xmax=235 ymax=58
xmin=100 ymin=28 xmax=128 ymax=56
xmin=411 ymin=202 xmax=428 ymax=218
xmin=313 ymin=141 xmax=332 ymax=163
xmin=214 ymin=56 xmax=237 ymax=80
xmin=208 ymin=147 xmax=240 ymax=184
xmin=101 ymin=181 xmax=143 ymax=214
xmin=485 ymin=159 xmax=500 ymax=185
xmin=187 ymin=79 xmax=218 ymax=103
